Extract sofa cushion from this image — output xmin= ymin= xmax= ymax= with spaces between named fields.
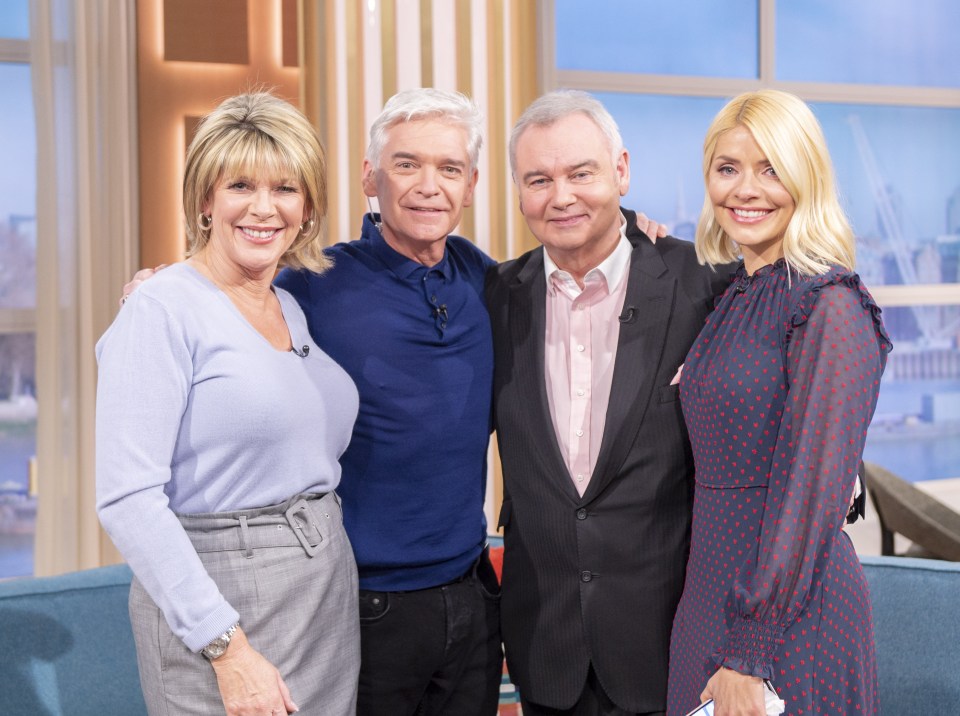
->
xmin=0 ymin=563 xmax=146 ymax=716
xmin=861 ymin=555 xmax=960 ymax=714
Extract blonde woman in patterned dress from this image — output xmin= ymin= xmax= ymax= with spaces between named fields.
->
xmin=667 ymin=90 xmax=891 ymax=716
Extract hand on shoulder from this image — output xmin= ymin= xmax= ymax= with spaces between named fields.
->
xmin=120 ymin=264 xmax=169 ymax=307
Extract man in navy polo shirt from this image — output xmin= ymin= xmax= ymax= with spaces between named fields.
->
xmin=276 ymin=88 xmax=501 ymax=716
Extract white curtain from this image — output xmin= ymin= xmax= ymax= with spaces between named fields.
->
xmin=30 ymin=0 xmax=138 ymax=575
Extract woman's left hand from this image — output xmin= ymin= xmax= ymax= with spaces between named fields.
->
xmin=701 ymin=667 xmax=765 ymax=716
xmin=210 ymin=627 xmax=298 ymax=715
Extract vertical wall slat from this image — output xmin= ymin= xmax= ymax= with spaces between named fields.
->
xmin=484 ymin=0 xmax=506 ymax=262
xmin=394 ymin=0 xmax=421 ymax=90
xmin=420 ymin=0 xmax=434 ymax=88
xmin=431 ymin=0 xmax=457 ymax=91
xmin=380 ymin=0 xmax=397 ymax=99
xmin=454 ymin=0 xmax=476 ymax=243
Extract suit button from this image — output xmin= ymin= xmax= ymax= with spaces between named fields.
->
xmin=580 ymin=570 xmax=593 ymax=582
xmin=576 ymin=508 xmax=587 ymax=520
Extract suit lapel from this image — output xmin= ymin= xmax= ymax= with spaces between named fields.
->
xmin=509 ymin=249 xmax=582 ymax=502
xmin=582 ymin=237 xmax=675 ymax=503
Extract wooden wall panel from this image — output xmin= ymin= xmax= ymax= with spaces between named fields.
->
xmin=137 ymin=0 xmax=299 ymax=268
xmin=163 ymin=0 xmax=249 ymax=64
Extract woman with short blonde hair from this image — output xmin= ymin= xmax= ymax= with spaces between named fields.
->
xmin=97 ymin=92 xmax=360 ymax=715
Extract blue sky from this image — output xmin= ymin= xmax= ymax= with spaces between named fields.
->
xmin=0 ymin=1 xmax=28 ymax=39
xmin=0 ymin=64 xmax=35 ymax=226
xmin=557 ymin=0 xmax=960 ymax=251
xmin=0 ymin=1 xmax=34 ymax=226
xmin=556 ymin=0 xmax=959 ymax=88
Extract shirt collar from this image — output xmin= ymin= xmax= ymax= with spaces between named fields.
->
xmin=362 ymin=213 xmax=450 ymax=280
xmin=543 ymin=211 xmax=632 ymax=292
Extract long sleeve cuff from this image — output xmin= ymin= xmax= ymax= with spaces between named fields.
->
xmin=712 ymin=617 xmax=784 ymax=680
xmin=183 ymin=603 xmax=241 ymax=653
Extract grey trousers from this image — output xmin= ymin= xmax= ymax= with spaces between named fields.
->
xmin=129 ymin=492 xmax=360 ymax=716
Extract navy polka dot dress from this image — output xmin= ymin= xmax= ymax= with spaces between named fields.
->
xmin=667 ymin=259 xmax=892 ymax=715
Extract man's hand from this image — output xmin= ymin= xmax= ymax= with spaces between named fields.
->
xmin=210 ymin=627 xmax=298 ymax=715
xmin=701 ymin=666 xmax=764 ymax=716
xmin=634 ymin=213 xmax=668 ymax=243
xmin=119 ymin=264 xmax=168 ymax=307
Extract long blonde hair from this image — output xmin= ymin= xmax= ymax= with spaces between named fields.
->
xmin=695 ymin=89 xmax=854 ymax=275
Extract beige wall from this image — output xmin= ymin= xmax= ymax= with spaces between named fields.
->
xmin=136 ymin=0 xmax=300 ymax=268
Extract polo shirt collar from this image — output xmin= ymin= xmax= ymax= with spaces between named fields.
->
xmin=362 ymin=213 xmax=451 ymax=280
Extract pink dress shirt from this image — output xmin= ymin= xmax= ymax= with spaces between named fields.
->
xmin=543 ymin=221 xmax=632 ymax=496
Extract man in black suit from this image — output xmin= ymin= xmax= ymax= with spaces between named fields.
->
xmin=487 ymin=90 xmax=733 ymax=715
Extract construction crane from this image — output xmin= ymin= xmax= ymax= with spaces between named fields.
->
xmin=847 ymin=114 xmax=939 ymax=343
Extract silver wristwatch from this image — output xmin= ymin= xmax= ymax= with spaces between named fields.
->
xmin=201 ymin=623 xmax=239 ymax=660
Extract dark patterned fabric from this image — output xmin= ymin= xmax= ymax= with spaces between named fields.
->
xmin=667 ymin=259 xmax=891 ymax=715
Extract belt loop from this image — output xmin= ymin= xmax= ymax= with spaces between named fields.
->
xmin=238 ymin=515 xmax=254 ymax=559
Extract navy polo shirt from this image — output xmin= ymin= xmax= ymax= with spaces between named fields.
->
xmin=275 ymin=213 xmax=495 ymax=591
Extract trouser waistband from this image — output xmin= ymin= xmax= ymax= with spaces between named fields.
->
xmin=176 ymin=492 xmax=338 ymax=558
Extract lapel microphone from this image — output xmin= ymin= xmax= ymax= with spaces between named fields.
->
xmin=291 ymin=345 xmax=310 ymax=358
xmin=618 ymin=306 xmax=637 ymax=323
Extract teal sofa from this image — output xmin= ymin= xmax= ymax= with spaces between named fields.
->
xmin=0 ymin=557 xmax=957 ymax=714
xmin=860 ymin=555 xmax=960 ymax=713
xmin=0 ymin=563 xmax=146 ymax=716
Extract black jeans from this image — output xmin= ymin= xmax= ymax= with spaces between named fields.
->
xmin=356 ymin=547 xmax=503 ymax=716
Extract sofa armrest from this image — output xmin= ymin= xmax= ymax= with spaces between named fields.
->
xmin=0 ymin=564 xmax=147 ymax=715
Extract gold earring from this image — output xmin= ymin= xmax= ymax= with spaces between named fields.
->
xmin=198 ymin=213 xmax=212 ymax=230
xmin=299 ymin=217 xmax=315 ymax=234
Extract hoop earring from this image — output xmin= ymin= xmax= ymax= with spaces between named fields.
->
xmin=299 ymin=217 xmax=315 ymax=234
xmin=198 ymin=213 xmax=213 ymax=231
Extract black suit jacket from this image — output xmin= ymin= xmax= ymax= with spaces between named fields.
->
xmin=486 ymin=210 xmax=733 ymax=711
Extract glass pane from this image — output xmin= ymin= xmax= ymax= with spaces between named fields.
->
xmin=864 ymin=314 xmax=960 ymax=483
xmin=0 ymin=1 xmax=29 ymax=39
xmin=809 ymin=102 xmax=960 ymax=286
xmin=0 ymin=60 xmax=35 ymax=578
xmin=0 ymin=332 xmax=36 ymax=578
xmin=777 ymin=0 xmax=960 ymax=87
xmin=0 ymin=63 xmax=35 ymax=310
xmin=556 ymin=0 xmax=758 ymax=78
xmin=595 ymin=91 xmax=727 ymax=240
xmin=0 ymin=219 xmax=35 ymax=308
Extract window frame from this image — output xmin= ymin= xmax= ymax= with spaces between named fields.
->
xmin=537 ymin=0 xmax=960 ymax=312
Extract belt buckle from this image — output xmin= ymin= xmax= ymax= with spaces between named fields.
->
xmin=284 ymin=498 xmax=323 ymax=557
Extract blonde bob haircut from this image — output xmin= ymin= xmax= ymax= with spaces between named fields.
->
xmin=695 ymin=89 xmax=855 ymax=276
xmin=183 ymin=92 xmax=330 ymax=274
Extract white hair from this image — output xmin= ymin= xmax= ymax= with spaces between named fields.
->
xmin=509 ymin=89 xmax=624 ymax=180
xmin=366 ymin=88 xmax=484 ymax=171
